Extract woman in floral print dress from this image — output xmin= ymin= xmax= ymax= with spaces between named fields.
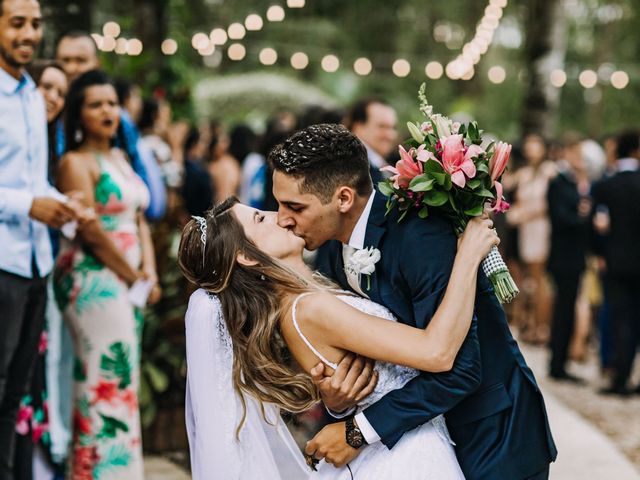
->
xmin=53 ymin=71 xmax=160 ymax=480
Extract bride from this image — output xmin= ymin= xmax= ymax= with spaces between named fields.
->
xmin=179 ymin=197 xmax=498 ymax=479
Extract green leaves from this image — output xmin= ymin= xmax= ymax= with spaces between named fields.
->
xmin=423 ymin=159 xmax=445 ymax=175
xmin=409 ymin=176 xmax=434 ymax=192
xmin=464 ymin=205 xmax=485 ymax=216
xmin=74 ymin=357 xmax=87 ymax=382
xmin=100 ymin=342 xmax=132 ymax=389
xmin=431 ymin=172 xmax=449 ymax=187
xmin=377 ymin=181 xmax=394 ymax=197
xmin=467 ymin=122 xmax=481 ymax=143
xmin=97 ymin=414 xmax=129 ymax=439
xmin=477 ymin=188 xmax=495 ymax=198
xmin=93 ymin=444 xmax=132 ymax=479
xmin=143 ymin=362 xmax=169 ymax=393
xmin=424 ymin=190 xmax=449 ymax=207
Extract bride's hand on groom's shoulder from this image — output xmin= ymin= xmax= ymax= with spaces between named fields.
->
xmin=310 ymin=353 xmax=378 ymax=413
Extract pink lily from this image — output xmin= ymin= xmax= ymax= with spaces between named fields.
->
xmin=489 ymin=141 xmax=512 ymax=183
xmin=415 ymin=144 xmax=437 ymax=163
xmin=439 ymin=135 xmax=479 ymax=188
xmin=490 ymin=180 xmax=511 ymax=213
xmin=421 ymin=122 xmax=433 ymax=134
xmin=381 ymin=145 xmax=423 ymax=189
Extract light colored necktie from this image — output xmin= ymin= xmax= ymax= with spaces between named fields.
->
xmin=342 ymin=244 xmax=367 ymax=297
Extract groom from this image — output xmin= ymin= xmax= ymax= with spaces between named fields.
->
xmin=270 ymin=124 xmax=556 ymax=479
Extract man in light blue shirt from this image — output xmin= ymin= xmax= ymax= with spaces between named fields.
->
xmin=0 ymin=1 xmax=81 ymax=476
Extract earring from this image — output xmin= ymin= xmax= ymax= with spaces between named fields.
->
xmin=260 ymin=275 xmax=266 ymax=281
xmin=74 ymin=128 xmax=83 ymax=143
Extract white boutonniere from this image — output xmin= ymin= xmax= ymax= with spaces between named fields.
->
xmin=344 ymin=247 xmax=381 ymax=290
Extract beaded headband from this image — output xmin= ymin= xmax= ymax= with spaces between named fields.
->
xmin=192 ymin=215 xmax=207 ymax=267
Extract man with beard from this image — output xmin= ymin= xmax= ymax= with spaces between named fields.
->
xmin=0 ymin=1 xmax=81 ymax=478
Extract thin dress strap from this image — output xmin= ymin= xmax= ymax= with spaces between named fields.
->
xmin=291 ymin=293 xmax=339 ymax=370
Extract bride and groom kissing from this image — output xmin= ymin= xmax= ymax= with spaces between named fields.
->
xmin=179 ymin=123 xmax=557 ymax=479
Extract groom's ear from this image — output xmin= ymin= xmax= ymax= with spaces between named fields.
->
xmin=236 ymin=252 xmax=259 ymax=267
xmin=335 ymin=186 xmax=356 ymax=213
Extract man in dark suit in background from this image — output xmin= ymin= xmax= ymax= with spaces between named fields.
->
xmin=547 ymin=133 xmax=591 ymax=383
xmin=346 ymin=98 xmax=398 ymax=185
xmin=271 ymin=124 xmax=556 ymax=479
xmin=592 ymin=130 xmax=640 ymax=396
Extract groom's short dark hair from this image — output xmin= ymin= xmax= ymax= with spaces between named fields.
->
xmin=269 ymin=123 xmax=373 ymax=203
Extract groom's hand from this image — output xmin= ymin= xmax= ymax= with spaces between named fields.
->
xmin=311 ymin=353 xmax=378 ymax=413
xmin=305 ymin=422 xmax=360 ymax=468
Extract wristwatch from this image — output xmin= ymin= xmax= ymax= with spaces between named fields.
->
xmin=345 ymin=416 xmax=367 ymax=449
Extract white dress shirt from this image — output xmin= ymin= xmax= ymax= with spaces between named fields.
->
xmin=617 ymin=157 xmax=639 ymax=173
xmin=333 ymin=191 xmax=382 ymax=443
xmin=363 ymin=142 xmax=387 ymax=171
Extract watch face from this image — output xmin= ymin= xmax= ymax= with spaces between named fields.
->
xmin=346 ymin=421 xmax=364 ymax=448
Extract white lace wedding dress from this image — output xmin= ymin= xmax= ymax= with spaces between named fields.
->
xmin=292 ymin=293 xmax=465 ymax=480
xmin=185 ymin=289 xmax=464 ymax=480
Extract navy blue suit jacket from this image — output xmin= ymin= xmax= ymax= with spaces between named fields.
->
xmin=324 ymin=192 xmax=557 ymax=479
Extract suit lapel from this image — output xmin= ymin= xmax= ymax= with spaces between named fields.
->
xmin=332 ymin=241 xmax=349 ymax=291
xmin=360 ymin=192 xmax=388 ymax=302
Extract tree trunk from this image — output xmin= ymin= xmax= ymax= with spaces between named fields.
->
xmin=520 ymin=0 xmax=567 ymax=138
xmin=133 ymin=0 xmax=169 ymax=77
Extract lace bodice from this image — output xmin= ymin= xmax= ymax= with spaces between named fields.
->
xmin=291 ymin=292 xmax=451 ymax=447
xmin=291 ymin=293 xmax=419 ymax=410
xmin=332 ymin=295 xmax=419 ymax=411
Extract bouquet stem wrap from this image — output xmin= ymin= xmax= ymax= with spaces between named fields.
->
xmin=454 ymin=220 xmax=519 ymax=304
xmin=481 ymin=245 xmax=519 ymax=304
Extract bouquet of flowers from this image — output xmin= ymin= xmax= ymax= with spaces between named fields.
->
xmin=379 ymin=84 xmax=518 ymax=303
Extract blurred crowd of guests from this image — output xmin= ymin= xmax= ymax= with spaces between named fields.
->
xmin=2 ymin=1 xmax=639 ymax=480
xmin=498 ymin=130 xmax=640 ymax=398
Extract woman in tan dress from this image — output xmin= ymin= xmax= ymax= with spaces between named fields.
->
xmin=507 ymin=133 xmax=556 ymax=343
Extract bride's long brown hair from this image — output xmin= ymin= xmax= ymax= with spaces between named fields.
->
xmin=178 ymin=197 xmax=322 ymax=431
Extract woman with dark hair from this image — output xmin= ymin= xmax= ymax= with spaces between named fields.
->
xmin=53 ymin=70 xmax=158 ymax=479
xmin=27 ymin=60 xmax=68 ymax=182
xmin=14 ymin=60 xmax=69 ymax=480
xmin=179 ymin=197 xmax=498 ymax=479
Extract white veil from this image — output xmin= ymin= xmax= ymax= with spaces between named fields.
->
xmin=185 ymin=289 xmax=311 ymax=479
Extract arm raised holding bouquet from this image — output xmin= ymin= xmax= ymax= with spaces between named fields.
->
xmin=379 ymin=84 xmax=518 ymax=303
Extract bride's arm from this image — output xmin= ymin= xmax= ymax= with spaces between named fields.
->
xmin=297 ymin=216 xmax=497 ymax=372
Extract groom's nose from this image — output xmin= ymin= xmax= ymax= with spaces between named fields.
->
xmin=277 ymin=209 xmax=295 ymax=228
